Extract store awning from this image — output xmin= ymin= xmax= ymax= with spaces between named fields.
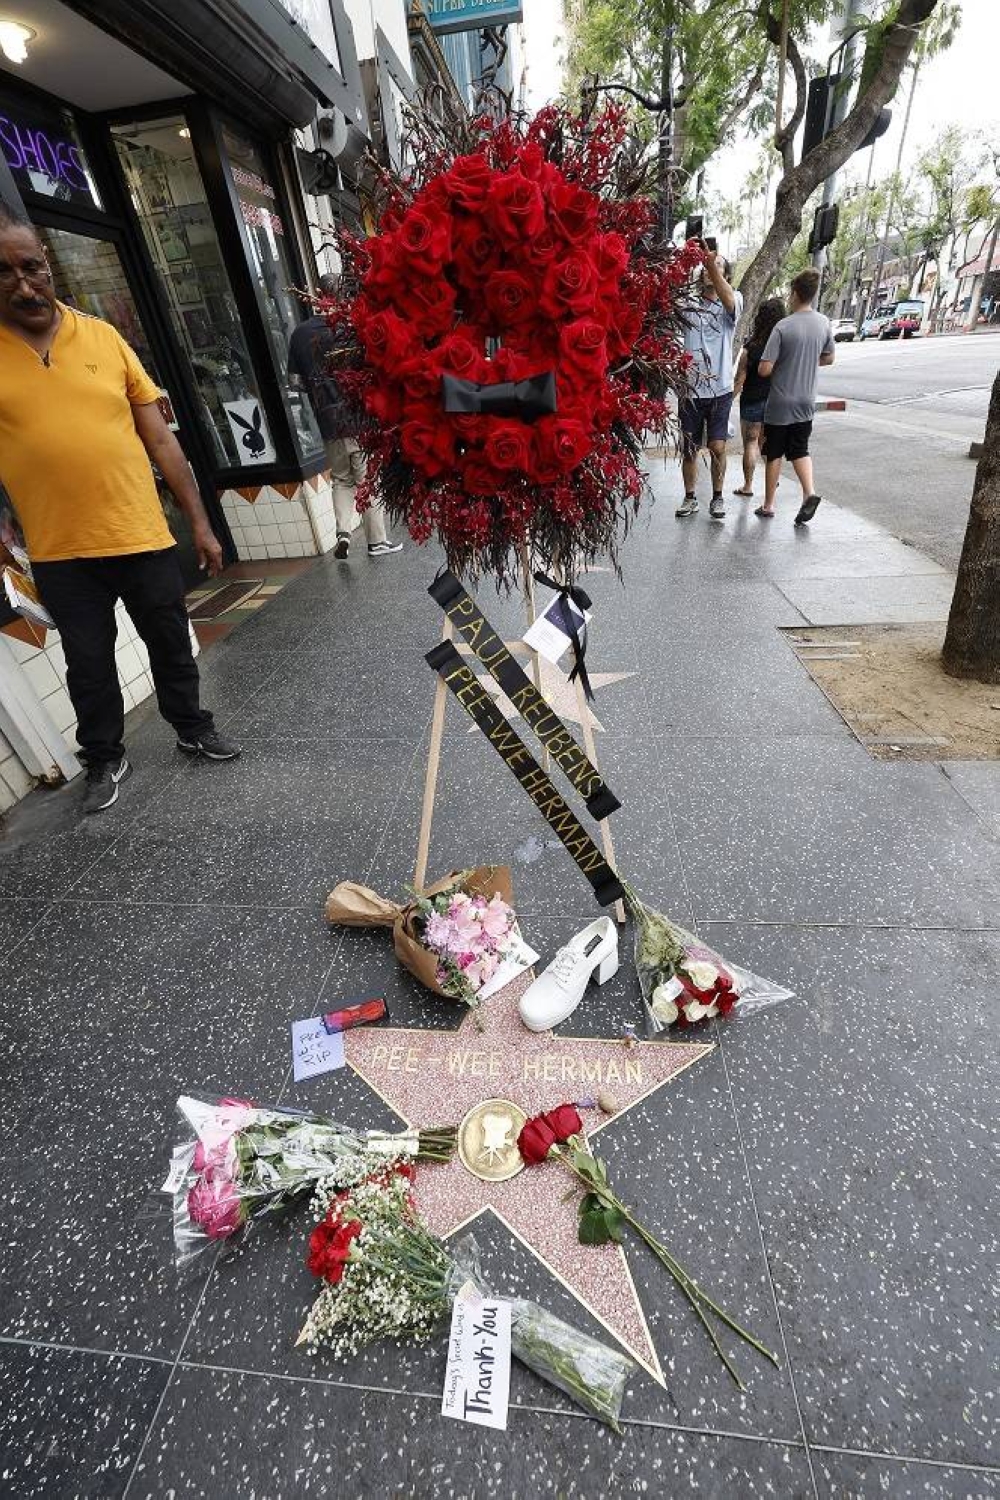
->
xmin=70 ymin=0 xmax=365 ymax=133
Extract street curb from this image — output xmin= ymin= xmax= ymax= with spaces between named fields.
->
xmin=816 ymin=398 xmax=847 ymax=412
xmin=969 ymin=442 xmax=984 ymax=460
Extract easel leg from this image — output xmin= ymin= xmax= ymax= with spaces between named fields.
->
xmin=414 ymin=614 xmax=452 ymax=891
xmin=519 ymin=547 xmax=550 ymax=774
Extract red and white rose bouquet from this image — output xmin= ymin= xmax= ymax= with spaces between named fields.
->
xmin=623 ymin=884 xmax=794 ymax=1036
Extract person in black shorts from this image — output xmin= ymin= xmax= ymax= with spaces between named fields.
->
xmin=755 ymin=268 xmax=835 ymax=525
xmin=676 ymin=252 xmax=742 ymax=521
xmin=732 ymin=296 xmax=785 ymax=500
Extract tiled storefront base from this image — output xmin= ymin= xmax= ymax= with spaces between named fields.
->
xmin=0 ymin=605 xmax=198 ymax=814
xmin=219 ymin=471 xmax=345 ymax=560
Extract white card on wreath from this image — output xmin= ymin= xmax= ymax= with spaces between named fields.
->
xmin=522 ymin=593 xmax=591 ymax=665
xmin=441 ymin=1281 xmax=512 ymax=1431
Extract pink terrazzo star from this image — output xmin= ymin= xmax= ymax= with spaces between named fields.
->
xmin=344 ymin=970 xmax=713 ymax=1383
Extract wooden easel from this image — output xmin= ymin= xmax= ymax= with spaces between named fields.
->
xmin=414 ymin=553 xmax=626 ymax=924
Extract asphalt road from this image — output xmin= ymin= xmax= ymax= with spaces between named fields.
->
xmin=809 ymin=332 xmax=1000 ymax=571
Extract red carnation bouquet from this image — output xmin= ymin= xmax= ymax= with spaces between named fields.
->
xmin=518 ymin=1105 xmax=778 ymax=1389
xmin=299 ymin=1158 xmax=634 ymax=1428
xmin=322 ymin=98 xmax=702 ymax=587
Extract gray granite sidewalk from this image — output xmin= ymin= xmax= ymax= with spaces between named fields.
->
xmin=1 ymin=463 xmax=998 ymax=1499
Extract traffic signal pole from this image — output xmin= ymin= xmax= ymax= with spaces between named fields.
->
xmin=811 ymin=0 xmax=869 ymax=281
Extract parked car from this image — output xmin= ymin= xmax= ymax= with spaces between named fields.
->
xmin=859 ymin=309 xmax=894 ymax=340
xmin=830 ymin=317 xmax=857 ymax=342
xmin=882 ymin=299 xmax=924 ymax=338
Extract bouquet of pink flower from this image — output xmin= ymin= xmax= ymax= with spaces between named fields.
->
xmin=162 ymin=1094 xmax=456 ymax=1272
xmin=411 ymin=882 xmax=519 ymax=1007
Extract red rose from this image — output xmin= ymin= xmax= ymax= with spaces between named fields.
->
xmin=533 ymin=417 xmax=593 ymax=479
xmin=400 ymin=411 xmax=456 ymax=478
xmin=441 ymin=153 xmax=494 ymax=211
xmin=396 ymin=207 xmax=451 ymax=268
xmin=306 ymin=1217 xmax=361 ymax=1282
xmin=484 ymin=419 xmax=532 ymax=473
xmin=523 ymin=224 xmax=561 ymax=269
xmin=356 ymin=307 xmax=414 ymax=370
xmin=452 ymin=217 xmax=498 ymax=289
xmin=396 ymin=352 xmax=443 ymax=403
xmin=606 ymin=300 xmax=644 ymax=359
xmin=364 ymin=384 xmax=402 ymax=425
xmin=518 ymin=1116 xmax=557 ymax=1165
xmin=592 ymin=232 xmax=629 ymax=291
xmin=548 ymin=177 xmax=600 ymax=245
xmin=490 ymin=169 xmax=546 ymax=246
xmin=540 ymin=251 xmax=599 ymax=320
xmin=543 ymin=1104 xmax=582 ymax=1142
xmin=485 ymin=270 xmax=537 ymax=329
xmin=560 ymin=319 xmax=608 ymax=379
xmin=460 ymin=453 xmax=506 ymax=496
xmin=408 ymin=277 xmax=457 ymax=338
xmin=362 ymin=233 xmax=407 ymax=305
xmin=437 ymin=328 xmax=488 ymax=384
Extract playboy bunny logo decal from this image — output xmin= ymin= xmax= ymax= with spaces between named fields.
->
xmin=223 ymin=398 xmax=274 ymax=465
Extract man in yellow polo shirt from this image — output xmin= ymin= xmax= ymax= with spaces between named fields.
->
xmin=0 ymin=201 xmax=239 ymax=813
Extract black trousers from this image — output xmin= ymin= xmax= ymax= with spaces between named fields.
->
xmin=32 ymin=548 xmax=214 ymax=768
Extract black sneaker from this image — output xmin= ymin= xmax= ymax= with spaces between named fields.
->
xmin=795 ymin=495 xmax=822 ymax=526
xmin=367 ymin=540 xmax=403 ymax=556
xmin=333 ymin=533 xmax=350 ymax=559
xmin=709 ymin=494 xmax=726 ymax=520
xmin=82 ymin=755 xmax=131 ymax=814
xmin=177 ymin=730 xmax=241 ymax=761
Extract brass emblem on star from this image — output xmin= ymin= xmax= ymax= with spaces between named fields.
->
xmin=457 ymin=1098 xmax=528 ymax=1182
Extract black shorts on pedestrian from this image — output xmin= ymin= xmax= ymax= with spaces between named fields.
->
xmin=679 ymin=392 xmax=734 ymax=458
xmin=763 ymin=419 xmax=812 ymax=461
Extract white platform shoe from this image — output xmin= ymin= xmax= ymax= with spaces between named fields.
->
xmin=518 ymin=917 xmax=620 ymax=1032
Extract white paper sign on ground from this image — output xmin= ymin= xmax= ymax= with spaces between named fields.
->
xmin=441 ymin=1281 xmax=512 ymax=1431
xmin=522 ymin=593 xmax=591 ymax=665
xmin=478 ymin=932 xmax=539 ymax=1002
xmin=291 ymin=1017 xmax=346 ymax=1082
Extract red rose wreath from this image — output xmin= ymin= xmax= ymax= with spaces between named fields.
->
xmin=327 ymin=103 xmax=702 ymax=587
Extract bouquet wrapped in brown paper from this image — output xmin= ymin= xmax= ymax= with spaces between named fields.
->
xmin=325 ymin=868 xmax=522 ymax=1013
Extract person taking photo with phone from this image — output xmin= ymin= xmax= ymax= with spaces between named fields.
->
xmin=676 ymin=244 xmax=743 ymax=522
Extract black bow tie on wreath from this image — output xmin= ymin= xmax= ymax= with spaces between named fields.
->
xmin=533 ymin=571 xmax=595 ymax=702
xmin=442 ymin=371 xmax=557 ymax=422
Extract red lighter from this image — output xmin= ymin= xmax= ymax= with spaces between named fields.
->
xmin=322 ymin=998 xmax=388 ymax=1034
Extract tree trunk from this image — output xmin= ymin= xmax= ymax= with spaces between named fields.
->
xmin=738 ymin=0 xmax=940 ymax=331
xmin=942 ymin=369 xmax=1000 ymax=682
xmin=965 ymin=218 xmax=1000 ymax=330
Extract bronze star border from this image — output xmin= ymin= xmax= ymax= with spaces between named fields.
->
xmin=344 ymin=971 xmax=713 ymax=1383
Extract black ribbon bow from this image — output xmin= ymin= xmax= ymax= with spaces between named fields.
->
xmin=441 ymin=371 xmax=557 ymax=422
xmin=534 ymin=571 xmax=595 ymax=702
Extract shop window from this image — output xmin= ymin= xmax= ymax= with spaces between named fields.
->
xmin=221 ymin=126 xmax=322 ymax=461
xmin=112 ymin=117 xmax=275 ymax=470
xmin=0 ymin=87 xmax=100 ymax=209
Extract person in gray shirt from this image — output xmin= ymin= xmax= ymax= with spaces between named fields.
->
xmin=755 ymin=267 xmax=835 ymax=526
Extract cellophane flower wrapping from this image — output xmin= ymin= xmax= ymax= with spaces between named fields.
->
xmin=165 ymin=1095 xmax=442 ymax=1273
xmin=409 ymin=877 xmax=520 ymax=1007
xmin=300 ymin=1166 xmax=632 ymax=1429
xmin=623 ymin=887 xmax=795 ymax=1038
xmin=447 ymin=1235 xmax=633 ymax=1432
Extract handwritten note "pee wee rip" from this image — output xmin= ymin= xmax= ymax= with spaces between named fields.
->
xmin=441 ymin=1283 xmax=512 ymax=1431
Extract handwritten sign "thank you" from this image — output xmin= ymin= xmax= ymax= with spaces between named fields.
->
xmin=441 ymin=1284 xmax=512 ymax=1430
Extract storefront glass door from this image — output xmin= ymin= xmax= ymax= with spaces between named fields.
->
xmin=34 ymin=224 xmax=204 ymax=585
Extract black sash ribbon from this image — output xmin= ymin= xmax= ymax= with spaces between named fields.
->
xmin=441 ymin=371 xmax=557 ymax=422
xmin=428 ymin=571 xmax=620 ymax=821
xmin=426 ymin=640 xmax=624 ymax=908
xmin=533 ymin=571 xmax=594 ymax=702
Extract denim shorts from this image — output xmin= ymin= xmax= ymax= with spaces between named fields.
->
xmin=740 ymin=399 xmax=766 ymax=425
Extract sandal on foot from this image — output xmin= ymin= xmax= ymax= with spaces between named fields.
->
xmin=754 ymin=506 xmax=775 ymax=519
xmin=733 ymin=487 xmax=754 ymax=497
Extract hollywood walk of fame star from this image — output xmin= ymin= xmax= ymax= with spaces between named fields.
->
xmin=468 ymin=656 xmax=638 ymax=735
xmin=343 ymin=971 xmax=713 ymax=1383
